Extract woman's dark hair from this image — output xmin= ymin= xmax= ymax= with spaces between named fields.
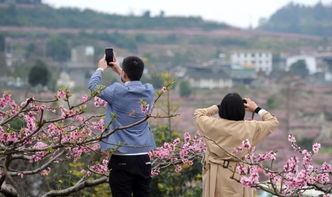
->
xmin=122 ymin=56 xmax=144 ymax=81
xmin=218 ymin=93 xmax=245 ymax=121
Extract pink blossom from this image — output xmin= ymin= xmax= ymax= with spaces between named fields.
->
xmin=0 ymin=92 xmax=12 ymax=109
xmin=320 ymin=162 xmax=332 ymax=173
xmin=161 ymin=87 xmax=167 ymax=93
xmin=236 ymin=164 xmax=248 ymax=175
xmin=90 ymin=159 xmax=108 ymax=175
xmin=24 ymin=115 xmax=36 ymax=131
xmin=262 ymin=151 xmax=276 ymax=161
xmin=7 ymin=133 xmax=18 ymax=142
xmin=56 ymin=90 xmax=66 ymax=99
xmin=40 ymin=167 xmax=51 ymax=176
xmin=175 ymin=164 xmax=182 ymax=172
xmin=301 ymin=150 xmax=312 ymax=165
xmin=59 ymin=106 xmax=77 ymax=118
xmin=47 ymin=107 xmax=56 ymax=113
xmin=80 ymin=95 xmax=89 ymax=103
xmin=90 ymin=119 xmax=104 ymax=131
xmin=90 ymin=144 xmax=100 ymax=151
xmin=172 ymin=138 xmax=180 ymax=145
xmin=0 ymin=98 xmax=6 ymax=109
xmin=75 ymin=115 xmax=84 ymax=122
xmin=242 ymin=139 xmax=251 ymax=149
xmin=30 ymin=142 xmax=48 ymax=162
xmin=179 ymin=149 xmax=188 ymax=158
xmin=18 ymin=173 xmax=24 ymax=179
xmin=151 ymin=168 xmax=160 ymax=176
xmin=80 ymin=169 xmax=92 ymax=176
xmin=33 ymin=104 xmax=46 ymax=111
xmin=240 ymin=166 xmax=259 ymax=187
xmin=284 ymin=157 xmax=298 ymax=173
xmin=94 ymin=97 xmax=107 ymax=107
xmin=288 ymin=134 xmax=296 ymax=143
xmin=183 ymin=132 xmax=191 ymax=142
xmin=235 ymin=139 xmax=251 ymax=153
xmin=182 ymin=158 xmax=189 ymax=164
xmin=47 ymin=123 xmax=63 ymax=136
xmin=0 ymin=127 xmax=5 ymax=142
xmin=140 ymin=104 xmax=149 ymax=114
xmin=312 ymin=143 xmax=321 ymax=154
xmin=317 ymin=173 xmax=330 ymax=184
xmin=34 ymin=142 xmax=48 ymax=149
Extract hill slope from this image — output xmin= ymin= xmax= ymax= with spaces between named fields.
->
xmin=258 ymin=3 xmax=332 ymax=37
xmin=0 ymin=3 xmax=229 ymax=30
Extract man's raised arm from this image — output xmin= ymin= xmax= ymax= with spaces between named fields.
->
xmin=88 ymin=56 xmax=121 ymax=103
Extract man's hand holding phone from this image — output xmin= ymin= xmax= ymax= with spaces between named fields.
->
xmin=107 ymin=53 xmax=122 ymax=75
xmin=98 ymin=48 xmax=122 ymax=75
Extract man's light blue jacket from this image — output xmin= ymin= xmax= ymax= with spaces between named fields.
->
xmin=88 ymin=70 xmax=156 ymax=153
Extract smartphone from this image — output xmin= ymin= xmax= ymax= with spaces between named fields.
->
xmin=105 ymin=48 xmax=114 ymax=66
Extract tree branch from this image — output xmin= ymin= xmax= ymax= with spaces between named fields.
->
xmin=0 ymin=98 xmax=33 ymax=126
xmin=41 ymin=176 xmax=107 ymax=197
xmin=8 ymin=150 xmax=65 ymax=176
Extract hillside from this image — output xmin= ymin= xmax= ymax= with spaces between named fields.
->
xmin=0 ymin=3 xmax=229 ymax=30
xmin=258 ymin=3 xmax=332 ymax=37
xmin=0 ymin=1 xmax=329 ymax=69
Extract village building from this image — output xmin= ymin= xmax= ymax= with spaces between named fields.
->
xmin=230 ymin=51 xmax=273 ymax=75
xmin=286 ymin=55 xmax=318 ymax=74
xmin=185 ymin=66 xmax=232 ymax=89
xmin=231 ymin=68 xmax=256 ymax=85
xmin=64 ymin=46 xmax=95 ymax=88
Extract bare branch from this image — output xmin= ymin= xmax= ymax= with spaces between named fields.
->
xmin=41 ymin=176 xmax=107 ymax=197
xmin=0 ymin=183 xmax=18 ymax=197
xmin=8 ymin=150 xmax=65 ymax=176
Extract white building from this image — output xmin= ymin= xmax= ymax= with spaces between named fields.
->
xmin=230 ymin=51 xmax=273 ymax=75
xmin=286 ymin=55 xmax=317 ymax=74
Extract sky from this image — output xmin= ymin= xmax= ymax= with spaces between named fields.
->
xmin=43 ymin=0 xmax=332 ymax=28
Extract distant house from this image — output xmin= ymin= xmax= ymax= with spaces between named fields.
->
xmin=316 ymin=53 xmax=332 ymax=82
xmin=69 ymin=46 xmax=94 ymax=68
xmin=272 ymin=53 xmax=287 ymax=72
xmin=286 ymin=55 xmax=317 ymax=74
xmin=185 ymin=66 xmax=232 ymax=89
xmin=231 ymin=68 xmax=256 ymax=85
xmin=65 ymin=46 xmax=95 ymax=87
xmin=230 ymin=51 xmax=273 ymax=75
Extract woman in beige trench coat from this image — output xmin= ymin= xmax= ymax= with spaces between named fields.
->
xmin=194 ymin=93 xmax=279 ymax=197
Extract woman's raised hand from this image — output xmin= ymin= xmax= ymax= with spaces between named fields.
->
xmin=243 ymin=98 xmax=258 ymax=112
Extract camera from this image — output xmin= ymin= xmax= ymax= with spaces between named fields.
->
xmin=243 ymin=99 xmax=248 ymax=108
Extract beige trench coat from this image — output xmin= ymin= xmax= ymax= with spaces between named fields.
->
xmin=194 ymin=105 xmax=279 ymax=197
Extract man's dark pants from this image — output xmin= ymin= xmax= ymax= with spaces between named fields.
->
xmin=109 ymin=154 xmax=151 ymax=197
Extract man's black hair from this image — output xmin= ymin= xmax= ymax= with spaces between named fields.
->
xmin=218 ymin=93 xmax=245 ymax=121
xmin=122 ymin=56 xmax=144 ymax=81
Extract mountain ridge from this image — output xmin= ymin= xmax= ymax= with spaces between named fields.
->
xmin=258 ymin=2 xmax=332 ymax=37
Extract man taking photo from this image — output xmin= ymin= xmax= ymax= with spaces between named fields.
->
xmin=88 ymin=52 xmax=156 ymax=197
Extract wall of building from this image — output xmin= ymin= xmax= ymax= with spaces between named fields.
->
xmin=230 ymin=51 xmax=273 ymax=75
xmin=189 ymin=78 xmax=232 ymax=89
